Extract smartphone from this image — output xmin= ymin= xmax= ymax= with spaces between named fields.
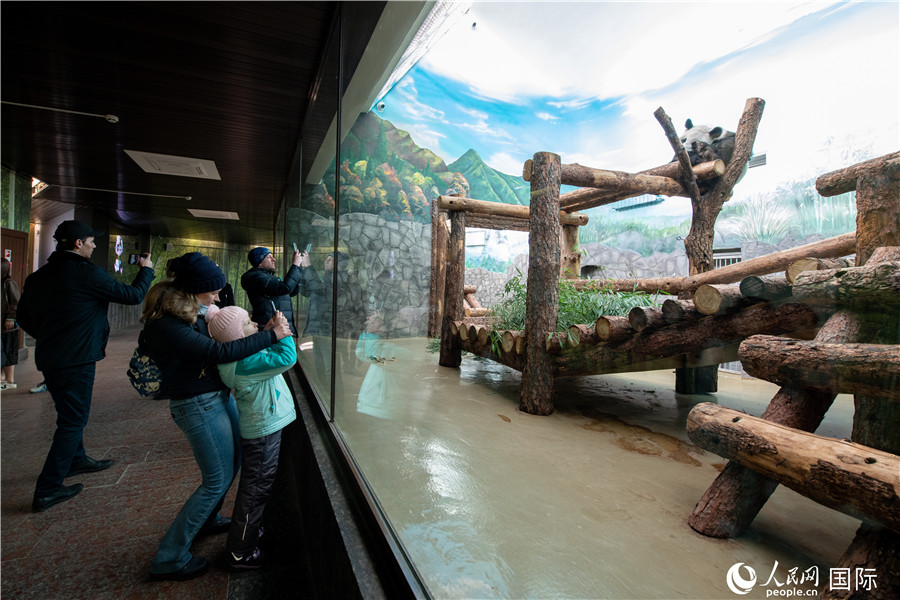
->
xmin=304 ymin=243 xmax=312 ymax=253
xmin=292 ymin=242 xmax=298 ymax=253
xmin=128 ymin=253 xmax=142 ymax=265
xmin=269 ymin=300 xmax=277 ymax=313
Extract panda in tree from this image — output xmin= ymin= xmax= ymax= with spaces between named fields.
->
xmin=673 ymin=118 xmax=747 ymax=189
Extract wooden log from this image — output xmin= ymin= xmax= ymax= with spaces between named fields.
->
xmin=573 ymin=232 xmax=857 ymax=294
xmin=628 ymin=306 xmax=666 ymax=332
xmin=428 ymin=204 xmax=449 ymax=338
xmin=655 ymin=106 xmax=701 ymax=205
xmin=476 ymin=325 xmax=490 ymax=346
xmin=694 ymin=284 xmax=746 ymax=315
xmin=815 ymin=150 xmax=900 ymax=197
xmin=463 ymin=285 xmax=477 ymax=295
xmin=463 ymin=298 xmax=471 ymax=310
xmin=594 ymin=315 xmax=633 ymax=342
xmin=464 ymin=292 xmax=481 ymax=309
xmin=688 ymin=249 xmax=900 ymax=538
xmin=739 ymin=335 xmax=900 ymax=399
xmin=439 ymin=209 xmax=465 ymax=367
xmin=466 ymin=213 xmax=531 ymax=232
xmin=555 ymin=302 xmax=820 ymax=377
xmin=449 ymin=320 xmax=461 ymax=337
xmin=515 ymin=334 xmax=526 ymax=355
xmin=689 ymin=309 xmax=861 ymax=538
xmin=739 ymin=274 xmax=793 ymax=302
xmin=500 ymin=330 xmax=519 ymax=354
xmin=855 ymin=162 xmax=900 ymax=267
xmin=521 ymin=151 xmax=561 ymax=415
xmin=437 ymin=195 xmax=587 ymax=227
xmin=545 ymin=332 xmax=567 ymax=355
xmin=557 ymin=163 xmax=687 ymax=197
xmin=558 ymin=159 xmax=725 ymax=212
xmin=793 ymin=261 xmax=900 ymax=309
xmin=568 ymin=324 xmax=600 ymax=347
xmin=786 ymin=257 xmax=853 ymax=284
xmin=465 ymin=307 xmax=491 ymax=318
xmin=467 ymin=324 xmax=479 ymax=343
xmin=560 ymin=223 xmax=581 ymax=278
xmin=661 ymin=298 xmax=702 ymax=324
xmin=686 ymin=403 xmax=900 ymax=533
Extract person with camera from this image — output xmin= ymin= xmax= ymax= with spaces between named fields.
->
xmin=240 ymin=246 xmax=303 ymax=336
xmin=17 ymin=220 xmax=154 ymax=512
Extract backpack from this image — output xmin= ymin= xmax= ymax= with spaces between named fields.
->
xmin=126 ymin=343 xmax=163 ymax=398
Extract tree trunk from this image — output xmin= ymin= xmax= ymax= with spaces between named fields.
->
xmin=821 ymin=524 xmax=900 ymax=600
xmin=739 ymin=335 xmax=900 ymax=399
xmin=560 ymin=224 xmax=581 ymax=278
xmin=520 ymin=152 xmax=561 ymax=415
xmin=662 ymin=298 xmax=703 ymax=324
xmin=428 ymin=205 xmax=449 ymax=338
xmin=437 ymin=194 xmax=586 ymax=226
xmin=439 ymin=210 xmax=465 ymax=367
xmin=686 ymin=403 xmax=900 ymax=533
xmin=594 ymin=315 xmax=633 ymax=342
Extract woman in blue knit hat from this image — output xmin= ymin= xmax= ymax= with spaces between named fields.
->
xmin=138 ymin=252 xmax=293 ymax=581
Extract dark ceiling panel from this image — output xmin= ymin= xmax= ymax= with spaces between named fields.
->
xmin=1 ymin=1 xmax=385 ymax=245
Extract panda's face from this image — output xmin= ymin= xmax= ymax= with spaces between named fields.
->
xmin=680 ymin=120 xmax=724 ymax=147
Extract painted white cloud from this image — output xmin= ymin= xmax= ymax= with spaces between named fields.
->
xmin=422 ymin=1 xmax=839 ymax=101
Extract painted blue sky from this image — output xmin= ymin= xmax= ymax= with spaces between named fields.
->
xmin=375 ymin=1 xmax=898 ymax=208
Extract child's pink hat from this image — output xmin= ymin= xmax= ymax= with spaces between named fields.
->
xmin=206 ymin=305 xmax=249 ymax=342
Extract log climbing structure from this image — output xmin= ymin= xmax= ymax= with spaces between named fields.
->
xmin=433 ymin=97 xmax=820 ymax=414
xmin=429 ymin=93 xmax=899 ymax=592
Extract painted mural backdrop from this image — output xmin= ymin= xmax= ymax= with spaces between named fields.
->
xmin=310 ymin=1 xmax=897 ymax=272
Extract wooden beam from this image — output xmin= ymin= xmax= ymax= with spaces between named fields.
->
xmin=573 ymin=232 xmax=857 ymax=294
xmin=792 ymin=262 xmax=900 ymax=309
xmin=437 ymin=195 xmax=587 ymax=227
xmin=815 ymin=150 xmax=900 ymax=197
xmin=687 ymin=403 xmax=900 ymax=533
xmin=740 ymin=335 xmax=900 ymax=400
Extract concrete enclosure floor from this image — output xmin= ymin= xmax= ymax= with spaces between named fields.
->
xmin=310 ymin=337 xmax=862 ymax=599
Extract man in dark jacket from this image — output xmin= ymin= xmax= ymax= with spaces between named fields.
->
xmin=240 ymin=246 xmax=302 ymax=336
xmin=18 ymin=220 xmax=154 ymax=511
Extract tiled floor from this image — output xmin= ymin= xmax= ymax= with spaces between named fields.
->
xmin=1 ymin=324 xmax=312 ymax=600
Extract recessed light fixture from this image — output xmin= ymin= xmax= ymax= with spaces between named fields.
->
xmin=187 ymin=208 xmax=239 ymax=220
xmin=125 ymin=150 xmax=221 ymax=180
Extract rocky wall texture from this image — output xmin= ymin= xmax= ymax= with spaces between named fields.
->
xmin=301 ymin=210 xmax=694 ymax=335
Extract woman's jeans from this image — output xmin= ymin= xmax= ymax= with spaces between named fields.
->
xmin=150 ymin=389 xmax=241 ymax=574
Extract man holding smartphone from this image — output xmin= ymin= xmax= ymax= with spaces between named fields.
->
xmin=240 ymin=246 xmax=303 ymax=336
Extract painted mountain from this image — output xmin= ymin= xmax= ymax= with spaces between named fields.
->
xmin=310 ymin=112 xmax=529 ymax=222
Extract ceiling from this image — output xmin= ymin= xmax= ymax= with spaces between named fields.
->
xmin=1 ymin=1 xmax=388 ymax=245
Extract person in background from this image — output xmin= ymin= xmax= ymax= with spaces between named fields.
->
xmin=1 ymin=258 xmax=21 ymax=390
xmin=17 ymin=220 xmax=154 ymax=512
xmin=298 ymin=250 xmax=365 ymax=385
xmin=140 ymin=252 xmax=291 ymax=581
xmin=241 ymin=247 xmax=302 ymax=336
xmin=206 ymin=304 xmax=297 ymax=571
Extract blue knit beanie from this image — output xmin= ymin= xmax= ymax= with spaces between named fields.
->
xmin=170 ymin=252 xmax=226 ymax=294
xmin=248 ymin=247 xmax=272 ymax=267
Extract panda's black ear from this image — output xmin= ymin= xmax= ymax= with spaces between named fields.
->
xmin=685 ymin=119 xmax=693 ymax=129
xmin=709 ymin=126 xmax=723 ymax=139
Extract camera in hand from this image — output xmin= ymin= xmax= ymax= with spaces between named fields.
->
xmin=128 ymin=253 xmax=143 ymax=265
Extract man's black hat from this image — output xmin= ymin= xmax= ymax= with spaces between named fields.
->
xmin=53 ymin=220 xmax=104 ymax=243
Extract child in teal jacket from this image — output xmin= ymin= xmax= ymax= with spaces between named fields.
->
xmin=206 ymin=305 xmax=297 ymax=571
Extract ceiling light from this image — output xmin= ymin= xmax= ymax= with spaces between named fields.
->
xmin=187 ymin=209 xmax=239 ymax=220
xmin=125 ymin=150 xmax=221 ymax=180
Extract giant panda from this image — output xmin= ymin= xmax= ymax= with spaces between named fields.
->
xmin=677 ymin=119 xmax=736 ymax=165
xmin=673 ymin=118 xmax=746 ymax=189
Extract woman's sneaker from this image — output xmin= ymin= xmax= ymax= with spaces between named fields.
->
xmin=228 ymin=547 xmax=265 ymax=571
xmin=30 ymin=382 xmax=47 ymax=393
